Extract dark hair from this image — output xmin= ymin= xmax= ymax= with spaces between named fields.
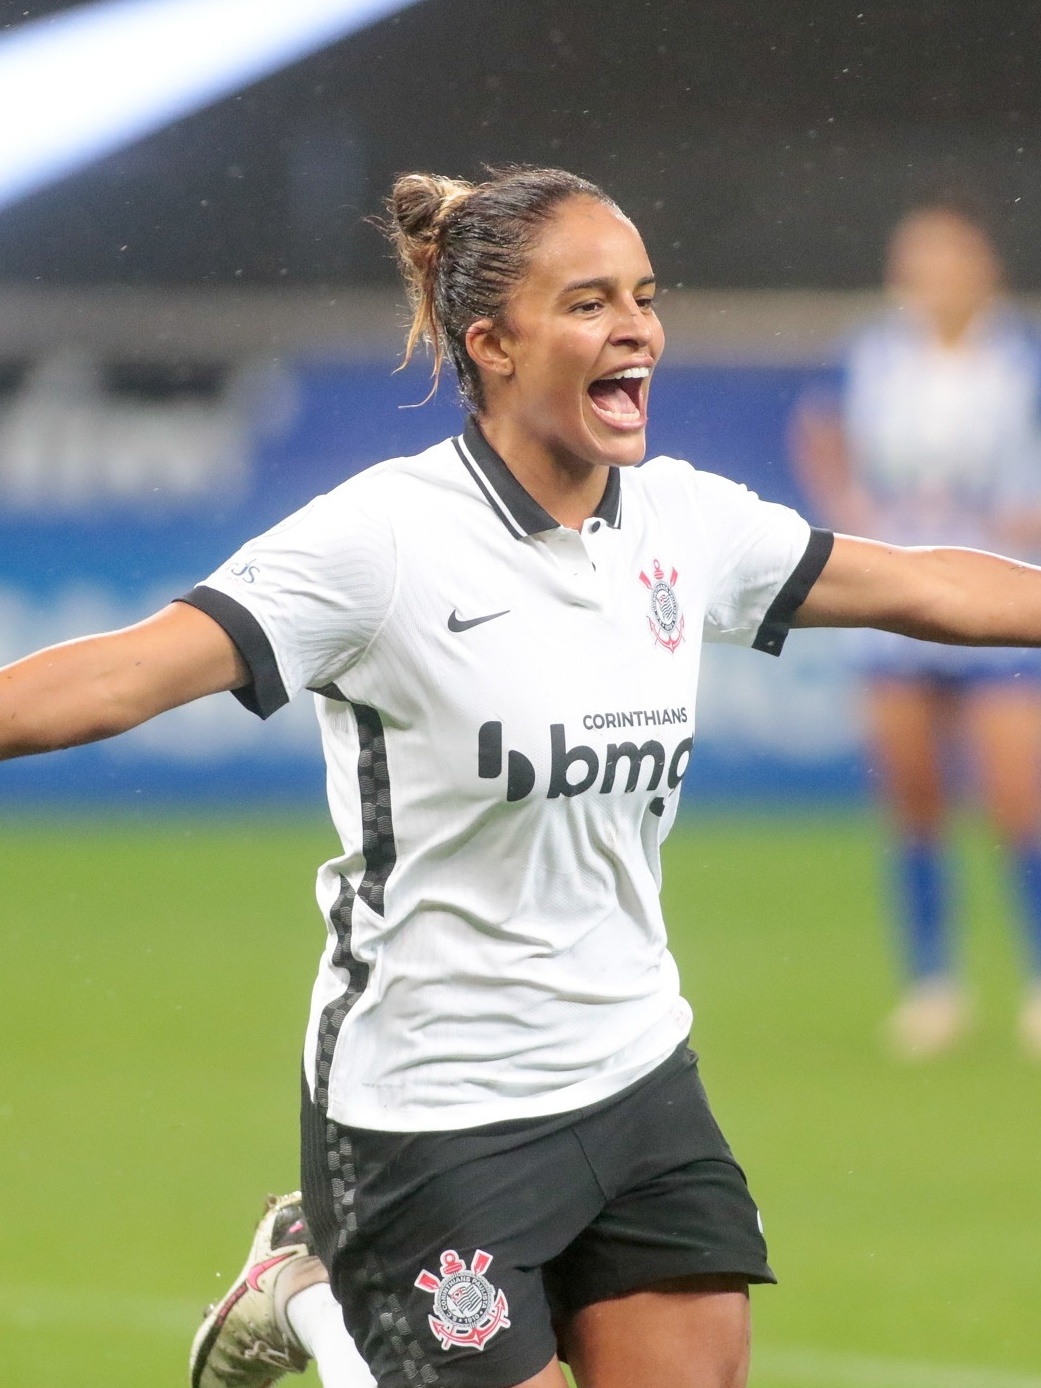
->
xmin=385 ymin=165 xmax=617 ymax=410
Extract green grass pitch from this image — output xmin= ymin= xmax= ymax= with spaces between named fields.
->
xmin=3 ymin=810 xmax=1040 ymax=1388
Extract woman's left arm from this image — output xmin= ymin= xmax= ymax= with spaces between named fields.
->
xmin=794 ymin=534 xmax=1041 ymax=646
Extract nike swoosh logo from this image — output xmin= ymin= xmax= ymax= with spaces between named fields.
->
xmin=448 ymin=608 xmax=510 ymax=633
xmin=246 ymin=1251 xmax=296 ymax=1292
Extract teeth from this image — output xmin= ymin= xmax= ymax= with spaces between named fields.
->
xmin=601 ymin=367 xmax=649 ymax=380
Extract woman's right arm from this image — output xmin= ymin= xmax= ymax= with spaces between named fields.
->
xmin=0 ymin=602 xmax=249 ymax=760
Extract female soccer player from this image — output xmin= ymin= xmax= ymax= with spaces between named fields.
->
xmin=7 ymin=167 xmax=1041 ymax=1388
xmin=794 ymin=201 xmax=1041 ymax=1059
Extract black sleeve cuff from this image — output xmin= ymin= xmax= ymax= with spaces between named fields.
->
xmin=752 ymin=528 xmax=834 ymax=657
xmin=175 ymin=585 xmax=289 ymax=719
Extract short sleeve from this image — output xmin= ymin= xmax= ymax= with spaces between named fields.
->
xmin=176 ymin=486 xmax=395 ymax=718
xmin=696 ymin=471 xmax=832 ymax=656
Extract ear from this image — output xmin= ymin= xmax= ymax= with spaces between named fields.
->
xmin=465 ymin=317 xmax=515 ymax=380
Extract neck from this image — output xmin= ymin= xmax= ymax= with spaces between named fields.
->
xmin=923 ymin=298 xmax=991 ymax=348
xmin=933 ymin=310 xmax=976 ymax=347
xmin=476 ymin=414 xmax=609 ymax=529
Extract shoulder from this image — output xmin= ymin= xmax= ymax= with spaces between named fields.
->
xmin=625 ymin=457 xmax=792 ymax=548
xmin=982 ymin=304 xmax=1041 ymax=363
xmin=287 ymin=435 xmax=467 ymax=532
xmin=629 ymin=454 xmax=757 ymax=508
xmin=627 ymin=453 xmax=696 ymax=488
xmin=329 ymin=435 xmax=463 ymax=507
xmin=844 ymin=310 xmax=911 ymax=363
xmin=228 ymin=436 xmax=465 ymax=574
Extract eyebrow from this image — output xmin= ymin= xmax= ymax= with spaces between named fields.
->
xmin=559 ymin=274 xmax=657 ymax=296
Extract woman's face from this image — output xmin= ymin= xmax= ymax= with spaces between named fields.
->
xmin=886 ymin=210 xmax=1001 ymax=336
xmin=482 ymin=195 xmax=665 ymax=470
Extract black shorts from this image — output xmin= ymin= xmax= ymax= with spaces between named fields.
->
xmin=301 ymin=1044 xmax=773 ymax=1388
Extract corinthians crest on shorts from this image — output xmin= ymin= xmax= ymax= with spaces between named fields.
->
xmin=414 ymin=1249 xmax=511 ymax=1352
xmin=640 ymin=559 xmax=685 ymax=652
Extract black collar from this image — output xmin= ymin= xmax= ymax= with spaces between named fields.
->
xmin=453 ymin=415 xmax=622 ymax=539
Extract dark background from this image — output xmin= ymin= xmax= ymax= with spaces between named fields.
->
xmin=2 ymin=0 xmax=1041 ymax=291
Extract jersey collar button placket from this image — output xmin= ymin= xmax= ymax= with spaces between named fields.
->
xmin=547 ymin=527 xmax=602 ymax=606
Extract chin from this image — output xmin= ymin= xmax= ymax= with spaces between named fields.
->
xmin=596 ymin=429 xmax=646 ymax=467
xmin=575 ymin=416 xmax=638 ymax=459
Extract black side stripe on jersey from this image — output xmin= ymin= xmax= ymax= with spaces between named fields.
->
xmin=314 ymin=703 xmax=397 ymax=1109
xmin=310 ymin=682 xmax=348 ymax=702
xmin=752 ymin=527 xmax=835 ymax=657
xmin=353 ymin=703 xmax=397 ymax=915
xmin=175 ymin=585 xmax=289 ymax=719
xmin=314 ymin=879 xmax=369 ymax=1110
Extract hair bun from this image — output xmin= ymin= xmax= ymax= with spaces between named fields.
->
xmin=387 ymin=174 xmax=475 ymax=379
xmin=390 ymin=173 xmax=474 ymax=249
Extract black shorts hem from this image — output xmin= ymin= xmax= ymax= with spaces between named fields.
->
xmin=376 ymin=1347 xmax=559 ymax=1388
xmin=558 ymin=1255 xmax=777 ymax=1318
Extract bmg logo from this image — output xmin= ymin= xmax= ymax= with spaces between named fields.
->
xmin=478 ymin=721 xmax=692 ymax=805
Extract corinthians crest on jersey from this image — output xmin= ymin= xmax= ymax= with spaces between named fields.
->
xmin=414 ymin=1249 xmax=511 ymax=1351
xmin=640 ymin=558 xmax=685 ymax=652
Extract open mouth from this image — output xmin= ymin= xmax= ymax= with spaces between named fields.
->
xmin=587 ymin=366 xmax=649 ymax=430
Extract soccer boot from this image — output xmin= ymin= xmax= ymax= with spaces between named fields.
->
xmin=883 ymin=978 xmax=972 ymax=1059
xmin=190 ymin=1191 xmax=329 ymax=1388
xmin=1018 ymin=981 xmax=1041 ymax=1060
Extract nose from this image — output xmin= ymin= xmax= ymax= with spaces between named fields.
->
xmin=610 ymin=298 xmax=654 ymax=347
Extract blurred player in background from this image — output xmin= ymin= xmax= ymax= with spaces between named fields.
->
xmin=793 ymin=199 xmax=1041 ymax=1059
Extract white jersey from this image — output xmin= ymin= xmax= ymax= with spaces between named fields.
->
xmin=843 ymin=307 xmax=1041 ymax=553
xmin=838 ymin=306 xmax=1041 ymax=677
xmin=183 ymin=419 xmax=826 ymax=1132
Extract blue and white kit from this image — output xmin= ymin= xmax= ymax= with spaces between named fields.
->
xmin=837 ymin=306 xmax=1041 ymax=680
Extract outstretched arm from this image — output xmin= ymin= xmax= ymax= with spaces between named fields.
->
xmin=795 ymin=534 xmax=1041 ymax=645
xmin=0 ymin=602 xmax=248 ymax=760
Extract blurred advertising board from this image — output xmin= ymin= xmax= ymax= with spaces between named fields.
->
xmin=0 ymin=356 xmax=861 ymax=806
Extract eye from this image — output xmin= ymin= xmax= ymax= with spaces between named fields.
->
xmin=636 ymin=293 xmax=657 ymax=311
xmin=571 ymin=298 xmax=604 ymax=315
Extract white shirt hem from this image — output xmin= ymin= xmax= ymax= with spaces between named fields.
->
xmin=326 ymin=1017 xmax=693 ymax=1133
